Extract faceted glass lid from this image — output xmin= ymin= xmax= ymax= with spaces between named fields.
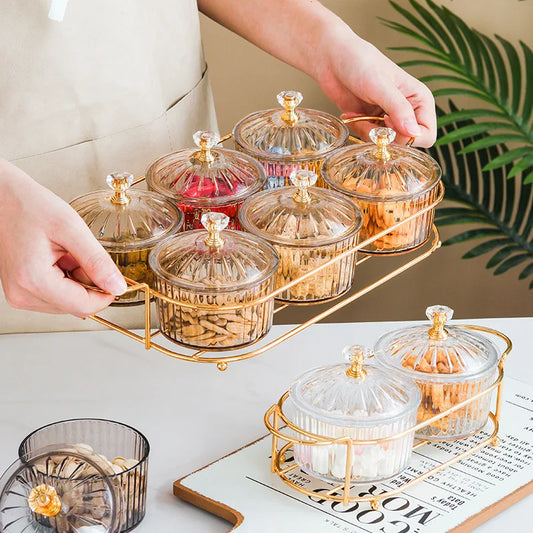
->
xmin=70 ymin=172 xmax=183 ymax=251
xmin=149 ymin=212 xmax=279 ymax=292
xmin=0 ymin=446 xmax=118 ymax=532
xmin=374 ymin=305 xmax=500 ymax=378
xmin=145 ymin=131 xmax=266 ymax=206
xmin=289 ymin=345 xmax=421 ymax=427
xmin=233 ymin=91 xmax=349 ymax=161
xmin=239 ymin=170 xmax=362 ymax=246
xmin=322 ymin=127 xmax=441 ymax=201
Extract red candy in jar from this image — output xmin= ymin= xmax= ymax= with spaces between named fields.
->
xmin=146 ymin=131 xmax=266 ymax=230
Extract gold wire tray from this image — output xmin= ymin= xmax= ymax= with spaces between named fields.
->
xmin=87 ymin=181 xmax=443 ymax=370
xmin=264 ymin=325 xmax=512 ymax=509
xmin=86 ymin=119 xmax=443 ymax=370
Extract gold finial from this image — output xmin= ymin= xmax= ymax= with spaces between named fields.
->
xmin=426 ymin=305 xmax=453 ymax=340
xmin=370 ymin=127 xmax=396 ymax=161
xmin=343 ymin=345 xmax=368 ymax=379
xmin=193 ymin=131 xmax=220 ymax=164
xmin=28 ymin=484 xmax=62 ymax=518
xmin=107 ymin=172 xmax=134 ymax=205
xmin=290 ymin=169 xmax=317 ymax=204
xmin=202 ymin=212 xmax=228 ymax=249
xmin=277 ymin=91 xmax=303 ymax=126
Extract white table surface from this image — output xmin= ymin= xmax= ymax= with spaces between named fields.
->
xmin=1 ymin=317 xmax=532 ymax=532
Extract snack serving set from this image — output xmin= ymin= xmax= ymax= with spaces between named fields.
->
xmin=0 ymin=91 xmax=512 ymax=529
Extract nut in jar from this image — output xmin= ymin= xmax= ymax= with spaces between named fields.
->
xmin=70 ymin=172 xmax=183 ymax=305
xmin=322 ymin=127 xmax=442 ymax=253
xmin=374 ymin=305 xmax=501 ymax=440
xmin=239 ymin=169 xmax=362 ymax=303
xmin=149 ymin=212 xmax=279 ymax=350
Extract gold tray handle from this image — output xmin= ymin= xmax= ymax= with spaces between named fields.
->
xmin=341 ymin=115 xmax=415 ymax=147
xmin=65 ymin=270 xmax=142 ymax=296
xmin=459 ymin=324 xmax=513 ymax=369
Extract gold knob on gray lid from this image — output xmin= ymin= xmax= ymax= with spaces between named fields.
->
xmin=27 ymin=484 xmax=62 ymax=518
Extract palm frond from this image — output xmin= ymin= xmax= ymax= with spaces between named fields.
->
xmin=428 ymin=103 xmax=533 ymax=287
xmin=382 ymin=0 xmax=533 ymax=180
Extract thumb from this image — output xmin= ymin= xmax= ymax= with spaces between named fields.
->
xmin=54 ymin=212 xmax=127 ymax=296
xmin=374 ymin=84 xmax=422 ymax=138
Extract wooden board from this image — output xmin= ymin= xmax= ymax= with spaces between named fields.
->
xmin=174 ymin=377 xmax=533 ymax=532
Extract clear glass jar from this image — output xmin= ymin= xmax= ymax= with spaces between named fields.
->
xmin=239 ymin=170 xmax=362 ymax=303
xmin=322 ymin=127 xmax=441 ymax=253
xmin=70 ymin=172 xmax=183 ymax=305
xmin=374 ymin=305 xmax=500 ymax=440
xmin=149 ymin=212 xmax=279 ymax=349
xmin=285 ymin=346 xmax=420 ymax=484
xmin=145 ymin=131 xmax=266 ymax=230
xmin=233 ymin=91 xmax=348 ymax=189
xmin=0 ymin=418 xmax=149 ymax=533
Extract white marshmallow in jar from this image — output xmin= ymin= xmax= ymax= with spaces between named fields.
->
xmin=284 ymin=345 xmax=421 ymax=484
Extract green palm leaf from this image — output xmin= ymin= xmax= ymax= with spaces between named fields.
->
xmin=426 ymin=104 xmax=533 ymax=287
xmin=383 ymin=0 xmax=533 ymax=288
xmin=383 ymin=0 xmax=533 ymax=157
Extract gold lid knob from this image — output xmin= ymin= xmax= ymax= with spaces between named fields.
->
xmin=370 ymin=127 xmax=396 ymax=161
xmin=277 ymin=90 xmax=303 ymax=126
xmin=106 ymin=172 xmax=134 ymax=205
xmin=28 ymin=484 xmax=62 ymax=518
xmin=290 ymin=169 xmax=317 ymax=203
xmin=202 ymin=212 xmax=228 ymax=249
xmin=193 ymin=130 xmax=220 ymax=164
xmin=343 ymin=345 xmax=370 ymax=379
xmin=427 ymin=305 xmax=453 ymax=340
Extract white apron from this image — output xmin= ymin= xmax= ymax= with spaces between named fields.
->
xmin=0 ymin=0 xmax=218 ymax=334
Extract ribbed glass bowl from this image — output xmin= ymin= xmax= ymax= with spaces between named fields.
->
xmin=19 ymin=419 xmax=149 ymax=533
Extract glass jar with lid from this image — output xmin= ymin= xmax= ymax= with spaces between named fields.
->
xmin=284 ymin=345 xmax=420 ymax=484
xmin=70 ymin=172 xmax=183 ymax=305
xmin=374 ymin=305 xmax=501 ymax=440
xmin=0 ymin=418 xmax=149 ymax=533
xmin=239 ymin=169 xmax=362 ymax=303
xmin=233 ymin=90 xmax=349 ymax=189
xmin=149 ymin=212 xmax=279 ymax=349
xmin=322 ymin=127 xmax=442 ymax=253
xmin=145 ymin=131 xmax=266 ymax=230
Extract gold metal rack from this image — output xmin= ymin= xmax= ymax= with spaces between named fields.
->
xmin=88 ymin=181 xmax=443 ymax=370
xmin=87 ymin=117 xmax=444 ymax=370
xmin=264 ymin=325 xmax=512 ymax=509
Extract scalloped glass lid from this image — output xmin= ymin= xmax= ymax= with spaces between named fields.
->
xmin=149 ymin=212 xmax=279 ymax=292
xmin=289 ymin=345 xmax=420 ymax=427
xmin=239 ymin=170 xmax=362 ymax=246
xmin=374 ymin=305 xmax=499 ymax=377
xmin=0 ymin=446 xmax=118 ymax=532
xmin=322 ymin=127 xmax=441 ymax=201
xmin=70 ymin=172 xmax=183 ymax=251
xmin=145 ymin=131 xmax=266 ymax=206
xmin=233 ymin=91 xmax=349 ymax=161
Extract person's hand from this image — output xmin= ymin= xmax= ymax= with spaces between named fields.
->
xmin=313 ymin=24 xmax=436 ymax=147
xmin=0 ymin=159 xmax=127 ymax=317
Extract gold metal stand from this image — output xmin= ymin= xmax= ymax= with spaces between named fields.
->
xmin=86 ymin=125 xmax=444 ymax=370
xmin=264 ymin=326 xmax=512 ymax=508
